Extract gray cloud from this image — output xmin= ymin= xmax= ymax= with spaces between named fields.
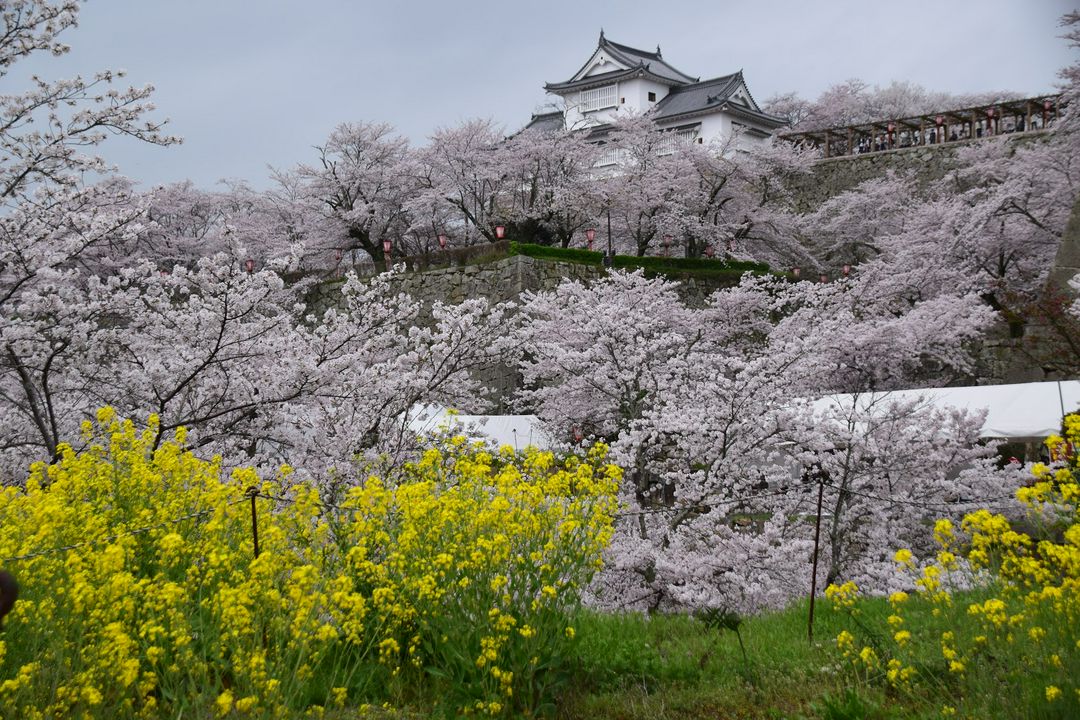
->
xmin=14 ymin=0 xmax=1077 ymax=188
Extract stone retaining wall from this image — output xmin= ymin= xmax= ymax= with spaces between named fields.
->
xmin=790 ymin=131 xmax=1049 ymax=211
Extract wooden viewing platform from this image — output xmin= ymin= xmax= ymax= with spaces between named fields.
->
xmin=780 ymin=94 xmax=1064 ymax=158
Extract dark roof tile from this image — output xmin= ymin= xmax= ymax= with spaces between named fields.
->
xmin=523 ymin=111 xmax=565 ymax=133
xmin=651 ymin=72 xmax=786 ymax=128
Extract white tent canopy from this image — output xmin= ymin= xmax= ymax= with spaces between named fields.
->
xmin=407 ymin=405 xmax=555 ymax=450
xmin=812 ymin=380 xmax=1080 ymax=441
xmin=405 ymin=381 xmax=1079 ymax=452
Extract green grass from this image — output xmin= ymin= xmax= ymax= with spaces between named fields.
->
xmin=509 ymin=241 xmax=775 ymax=283
xmin=558 ymin=600 xmax=865 ymax=720
xmin=549 ymin=587 xmax=1077 ymax=720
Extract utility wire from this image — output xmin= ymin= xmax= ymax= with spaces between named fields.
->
xmin=614 ymin=482 xmax=1020 ymax=519
xmin=818 ymin=481 xmax=1018 ymax=512
xmin=614 ymin=487 xmax=804 ymax=518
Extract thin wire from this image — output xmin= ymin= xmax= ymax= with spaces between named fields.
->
xmin=614 ymin=487 xmax=807 ymax=518
xmin=818 ymin=481 xmax=1018 ymax=512
xmin=255 ymin=490 xmax=355 ymax=515
xmin=1 ymin=496 xmax=249 ymax=564
xmin=614 ymin=481 xmax=1019 ymax=519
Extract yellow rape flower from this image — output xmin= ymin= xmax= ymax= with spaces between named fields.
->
xmin=214 ymin=691 xmax=233 ymax=717
xmin=894 ymin=548 xmax=915 ymax=568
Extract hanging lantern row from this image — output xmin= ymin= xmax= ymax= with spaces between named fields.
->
xmin=789 ymin=266 xmax=853 ymax=280
xmin=495 ymin=225 xmax=506 ymax=240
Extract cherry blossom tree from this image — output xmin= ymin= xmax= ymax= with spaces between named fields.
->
xmin=796 ymin=15 xmax=1078 ymax=357
xmin=514 ymin=268 xmax=1008 ymax=611
xmin=284 ymin=122 xmax=413 ymax=264
xmin=0 ymin=255 xmax=514 ymax=481
xmin=0 ymin=3 xmax=514 ymax=485
xmin=498 ymin=127 xmax=601 ymax=247
xmin=672 ymin=134 xmax=815 ymax=264
xmin=513 ymin=270 xmax=703 ymax=443
xmin=765 ymin=79 xmax=1021 ymax=132
xmin=601 ymin=383 xmax=1014 ymax=613
xmin=282 ymin=276 xmax=514 ymax=478
xmin=600 ymin=114 xmax=693 ymax=257
xmin=414 ymin=119 xmax=512 ymax=246
xmin=0 ymin=0 xmax=177 ymax=472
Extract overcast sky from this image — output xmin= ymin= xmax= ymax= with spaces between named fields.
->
xmin=15 ymin=0 xmax=1078 ymax=189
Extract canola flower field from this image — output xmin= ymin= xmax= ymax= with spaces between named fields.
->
xmin=0 ymin=409 xmax=619 ymax=718
xmin=0 ymin=408 xmax=1077 ymax=719
xmin=823 ymin=418 xmax=1080 ymax=720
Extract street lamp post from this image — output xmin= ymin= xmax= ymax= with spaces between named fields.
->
xmin=605 ymin=207 xmax=613 ymax=267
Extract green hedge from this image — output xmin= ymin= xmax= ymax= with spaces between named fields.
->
xmin=509 ymin=241 xmax=771 ymax=278
xmin=612 ymin=254 xmax=769 ymax=274
xmin=509 ymin=242 xmax=605 ymax=265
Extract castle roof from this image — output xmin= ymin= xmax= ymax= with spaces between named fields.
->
xmin=544 ymin=31 xmax=698 ymax=93
xmin=534 ymin=31 xmax=785 ymax=135
xmin=652 ymin=71 xmax=786 ymax=129
xmin=522 ymin=110 xmax=565 ymax=133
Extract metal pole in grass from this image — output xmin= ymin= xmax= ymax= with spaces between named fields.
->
xmin=247 ymin=488 xmax=269 ymax=648
xmin=808 ymin=466 xmax=825 ymax=643
xmin=249 ymin=488 xmax=260 ymax=560
xmin=605 ymin=206 xmax=614 ymax=268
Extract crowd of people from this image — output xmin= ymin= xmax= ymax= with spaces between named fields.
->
xmin=828 ymin=101 xmax=1058 ymax=156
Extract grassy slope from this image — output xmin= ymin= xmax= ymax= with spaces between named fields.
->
xmin=559 ymin=600 xmax=863 ymax=720
xmin=554 ymin=589 xmax=1072 ymax=720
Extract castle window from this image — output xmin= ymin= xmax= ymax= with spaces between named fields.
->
xmin=657 ymin=126 xmax=700 ymax=155
xmin=595 ymin=145 xmax=621 ymax=166
xmin=648 ymin=92 xmax=657 ymax=102
xmin=579 ymin=84 xmax=617 ymax=112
